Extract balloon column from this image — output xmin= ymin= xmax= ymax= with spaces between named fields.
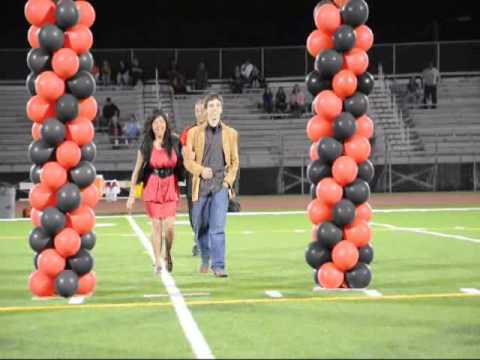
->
xmin=25 ymin=0 xmax=97 ymax=298
xmin=305 ymin=0 xmax=375 ymax=289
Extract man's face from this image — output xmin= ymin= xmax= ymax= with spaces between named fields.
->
xmin=206 ymin=99 xmax=222 ymax=127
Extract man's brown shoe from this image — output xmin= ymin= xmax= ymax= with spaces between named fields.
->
xmin=213 ymin=269 xmax=228 ymax=278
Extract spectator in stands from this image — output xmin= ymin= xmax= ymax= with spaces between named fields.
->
xmin=194 ymin=61 xmax=209 ymax=91
xmin=105 ymin=180 xmax=121 ymax=202
xmin=108 ymin=115 xmax=124 ymax=149
xmin=130 ymin=57 xmax=144 ymax=87
xmin=101 ymin=97 xmax=120 ymax=132
xmin=421 ymin=61 xmax=441 ymax=109
xmin=275 ymin=86 xmax=287 ymax=113
xmin=289 ymin=84 xmax=306 ymax=116
xmin=124 ymin=113 xmax=141 ymax=145
xmin=91 ymin=61 xmax=100 ymax=84
xmin=405 ymin=75 xmax=421 ymax=107
xmin=116 ymin=60 xmax=131 ymax=87
xmin=263 ymin=85 xmax=274 ymax=113
xmin=240 ymin=59 xmax=262 ymax=88
xmin=230 ymin=66 xmax=244 ymax=94
xmin=99 ymin=60 xmax=112 ymax=86
xmin=166 ymin=58 xmax=187 ymax=94
xmin=126 ymin=109 xmax=184 ymax=274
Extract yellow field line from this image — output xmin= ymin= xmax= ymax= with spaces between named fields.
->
xmin=0 ymin=292 xmax=478 ymax=314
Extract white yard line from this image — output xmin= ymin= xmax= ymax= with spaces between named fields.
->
xmin=126 ymin=216 xmax=214 ymax=360
xmin=460 ymin=288 xmax=480 ymax=295
xmin=265 ymin=290 xmax=283 ymax=298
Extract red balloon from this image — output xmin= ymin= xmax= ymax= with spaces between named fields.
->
xmin=307 ymin=115 xmax=333 ymax=142
xmin=64 ymin=24 xmax=93 ymax=54
xmin=26 ymin=95 xmax=56 ymax=124
xmin=56 ymin=141 xmax=81 ymax=169
xmin=24 ymin=0 xmax=56 ymax=27
xmin=306 ymin=29 xmax=333 ymax=58
xmin=54 ymin=228 xmax=81 ymax=258
xmin=31 ymin=208 xmax=43 ymax=227
xmin=69 ymin=205 xmax=95 ymax=235
xmin=40 ymin=161 xmax=67 ymax=191
xmin=66 ymin=117 xmax=95 ymax=146
xmin=332 ymin=0 xmax=349 ymax=7
xmin=316 ymin=177 xmax=343 ymax=206
xmin=354 ymin=25 xmax=374 ymax=52
xmin=332 ymin=156 xmax=358 ymax=186
xmin=309 ymin=141 xmax=319 ymax=161
xmin=355 ymin=115 xmax=374 ymax=139
xmin=345 ymin=220 xmax=371 ymax=248
xmin=76 ymin=1 xmax=96 ymax=28
xmin=32 ymin=122 xmax=42 ymax=141
xmin=307 ymin=199 xmax=333 ymax=225
xmin=344 ymin=135 xmax=371 ymax=164
xmin=27 ymin=25 xmax=40 ymax=48
xmin=81 ymin=183 xmax=99 ymax=208
xmin=28 ymin=270 xmax=55 ymax=297
xmin=317 ymin=262 xmax=344 ymax=289
xmin=38 ymin=248 xmax=66 ymax=278
xmin=355 ymin=202 xmax=372 ymax=222
xmin=29 ymin=183 xmax=56 ymax=210
xmin=52 ymin=48 xmax=80 ymax=79
xmin=314 ymin=90 xmax=343 ymax=120
xmin=314 ymin=4 xmax=341 ymax=34
xmin=344 ymin=48 xmax=369 ymax=76
xmin=35 ymin=71 xmax=65 ymax=102
xmin=332 ymin=69 xmax=358 ymax=99
xmin=332 ymin=240 xmax=359 ymax=271
xmin=78 ymin=97 xmax=98 ymax=121
xmin=77 ymin=271 xmax=96 ymax=295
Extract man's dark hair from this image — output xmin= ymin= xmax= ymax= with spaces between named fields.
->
xmin=203 ymin=93 xmax=224 ymax=109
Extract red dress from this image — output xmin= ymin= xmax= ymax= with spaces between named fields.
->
xmin=142 ymin=147 xmax=180 ymax=219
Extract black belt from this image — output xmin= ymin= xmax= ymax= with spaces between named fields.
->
xmin=152 ymin=167 xmax=174 ymax=178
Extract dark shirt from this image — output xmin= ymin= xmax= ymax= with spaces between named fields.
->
xmin=103 ymin=103 xmax=120 ymax=119
xmin=199 ymin=124 xmax=225 ymax=197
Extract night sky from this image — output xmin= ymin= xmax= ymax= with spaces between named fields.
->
xmin=2 ymin=0 xmax=478 ymax=49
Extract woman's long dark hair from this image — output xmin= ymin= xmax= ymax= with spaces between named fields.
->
xmin=142 ymin=108 xmax=174 ymax=158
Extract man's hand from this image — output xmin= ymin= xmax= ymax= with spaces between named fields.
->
xmin=201 ymin=167 xmax=213 ymax=179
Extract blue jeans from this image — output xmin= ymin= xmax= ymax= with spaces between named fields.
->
xmin=192 ymin=188 xmax=229 ymax=271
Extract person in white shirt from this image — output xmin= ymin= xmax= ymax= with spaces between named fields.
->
xmin=422 ymin=62 xmax=441 ymax=109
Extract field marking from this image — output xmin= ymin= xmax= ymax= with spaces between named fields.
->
xmin=372 ymin=222 xmax=480 ymax=244
xmin=2 ymin=292 xmax=479 ymax=314
xmin=126 ymin=216 xmax=214 ymax=360
xmin=460 ymin=288 xmax=480 ymax=295
xmin=363 ymin=290 xmax=383 ymax=297
xmin=265 ymin=290 xmax=283 ymax=298
xmin=68 ymin=296 xmax=85 ymax=305
xmin=144 ymin=293 xmax=210 ymax=298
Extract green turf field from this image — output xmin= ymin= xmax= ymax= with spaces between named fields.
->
xmin=1 ymin=207 xmax=480 ymax=358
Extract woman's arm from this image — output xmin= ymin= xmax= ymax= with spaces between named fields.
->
xmin=126 ymin=150 xmax=144 ymax=210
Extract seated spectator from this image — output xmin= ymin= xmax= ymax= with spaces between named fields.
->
xmin=108 ymin=115 xmax=123 ymax=149
xmin=116 ymin=60 xmax=130 ymax=86
xmin=275 ymin=86 xmax=287 ymax=113
xmin=130 ymin=57 xmax=144 ymax=87
xmin=124 ymin=114 xmax=141 ymax=145
xmin=105 ymin=180 xmax=121 ymax=202
xmin=194 ymin=61 xmax=209 ymax=90
xmin=99 ymin=60 xmax=112 ymax=86
xmin=289 ymin=84 xmax=306 ymax=115
xmin=101 ymin=97 xmax=120 ymax=132
xmin=263 ymin=85 xmax=274 ymax=113
xmin=231 ymin=66 xmax=244 ymax=94
xmin=240 ymin=59 xmax=262 ymax=88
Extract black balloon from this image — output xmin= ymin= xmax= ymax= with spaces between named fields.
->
xmin=333 ymin=112 xmax=356 ymax=141
xmin=357 ymin=72 xmax=375 ymax=95
xmin=314 ymin=49 xmax=343 ymax=79
xmin=55 ymin=270 xmax=79 ymax=298
xmin=34 ymin=252 xmax=40 ymax=269
xmin=30 ymin=164 xmax=42 ymax=184
xmin=358 ymin=244 xmax=374 ymax=264
xmin=68 ymin=248 xmax=94 ymax=276
xmin=305 ymin=241 xmax=331 ymax=269
xmin=333 ymin=25 xmax=356 ymax=53
xmin=78 ymin=52 xmax=94 ymax=72
xmin=55 ymin=0 xmax=79 ymax=29
xmin=56 ymin=94 xmax=79 ymax=123
xmin=28 ymin=140 xmax=55 ymax=166
xmin=341 ymin=0 xmax=369 ymax=28
xmin=316 ymin=221 xmax=343 ymax=249
xmin=56 ymin=183 xmax=81 ymax=213
xmin=310 ymin=183 xmax=317 ymax=200
xmin=81 ymin=231 xmax=96 ymax=250
xmin=29 ymin=227 xmax=53 ymax=253
xmin=307 ymin=160 xmax=332 ymax=185
xmin=313 ymin=268 xmax=320 ymax=285
xmin=69 ymin=161 xmax=96 ymax=189
xmin=345 ymin=179 xmax=370 ymax=205
xmin=38 ymin=24 xmax=64 ymax=53
xmin=26 ymin=72 xmax=37 ymax=96
xmin=67 ymin=71 xmax=96 ymax=99
xmin=358 ymin=160 xmax=375 ymax=183
xmin=332 ymin=199 xmax=356 ymax=227
xmin=41 ymin=118 xmax=66 ymax=146
xmin=41 ymin=207 xmax=66 ymax=236
xmin=317 ymin=137 xmax=343 ymax=164
xmin=306 ymin=70 xmax=331 ymax=97
xmin=346 ymin=263 xmax=372 ymax=288
xmin=344 ymin=92 xmax=369 ymax=117
xmin=26 ymin=48 xmax=51 ymax=74
xmin=81 ymin=143 xmax=97 ymax=162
